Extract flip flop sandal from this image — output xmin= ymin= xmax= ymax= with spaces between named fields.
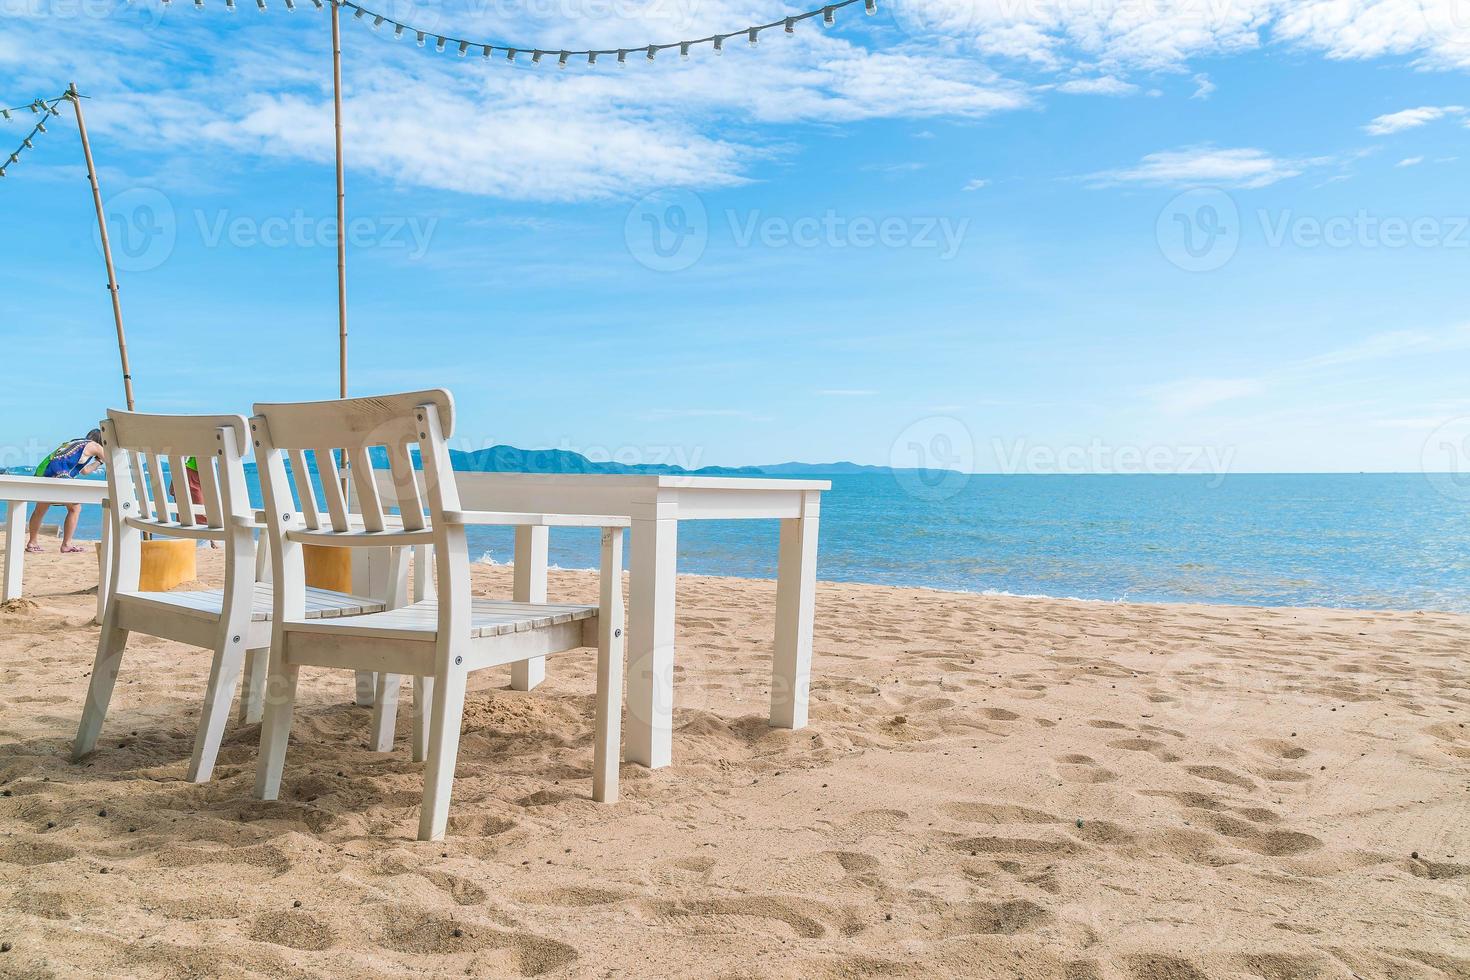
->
xmin=24 ymin=545 xmax=45 ymax=554
xmin=60 ymin=545 xmax=88 ymax=554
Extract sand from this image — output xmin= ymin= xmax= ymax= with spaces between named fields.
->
xmin=0 ymin=537 xmax=1466 ymax=979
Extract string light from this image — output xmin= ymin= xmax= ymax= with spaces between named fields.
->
xmin=1 ymin=92 xmax=70 ymax=178
xmin=185 ymin=0 xmax=877 ymax=70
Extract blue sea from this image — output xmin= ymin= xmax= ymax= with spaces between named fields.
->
xmin=9 ymin=472 xmax=1467 ymax=613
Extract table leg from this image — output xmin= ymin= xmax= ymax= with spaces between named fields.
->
xmin=626 ymin=514 xmax=677 ymax=768
xmin=771 ymin=502 xmax=819 ymax=730
xmin=3 ymin=501 xmax=26 ymax=603
xmin=511 ymin=525 xmax=549 ymax=691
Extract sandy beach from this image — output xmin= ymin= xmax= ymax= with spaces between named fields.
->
xmin=0 ymin=538 xmax=1466 ymax=979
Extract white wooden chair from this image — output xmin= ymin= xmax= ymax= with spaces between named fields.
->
xmin=73 ymin=410 xmax=385 ymax=782
xmin=249 ymin=390 xmax=628 ymax=841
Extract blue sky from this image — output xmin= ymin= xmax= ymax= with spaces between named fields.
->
xmin=2 ymin=0 xmax=1469 ymax=475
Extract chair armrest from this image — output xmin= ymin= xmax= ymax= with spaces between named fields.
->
xmin=444 ymin=510 xmax=631 ymax=529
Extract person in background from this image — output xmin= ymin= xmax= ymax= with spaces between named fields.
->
xmin=28 ymin=429 xmax=106 ymax=554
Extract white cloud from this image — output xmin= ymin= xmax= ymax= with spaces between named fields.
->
xmin=963 ymin=177 xmax=991 ymax=191
xmin=1364 ymin=104 xmax=1466 ymax=135
xmin=1145 ymin=378 xmax=1265 ymax=415
xmin=1055 ymin=75 xmax=1139 ymax=96
xmin=1090 ymin=145 xmax=1311 ymax=189
xmin=1191 ymin=73 xmax=1217 ymax=99
xmin=1396 ymin=155 xmax=1425 ymax=167
xmin=892 ymin=0 xmax=1470 ymax=70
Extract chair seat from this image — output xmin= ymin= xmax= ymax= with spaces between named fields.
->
xmin=117 ymin=583 xmax=385 ymax=623
xmin=284 ymin=597 xmax=597 ymax=642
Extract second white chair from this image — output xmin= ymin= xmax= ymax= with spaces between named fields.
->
xmin=249 ymin=389 xmax=628 ymax=841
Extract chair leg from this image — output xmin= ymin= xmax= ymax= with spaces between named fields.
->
xmin=417 ymin=666 xmax=467 ymax=841
xmin=593 ymin=634 xmax=625 ymax=804
xmin=187 ymin=640 xmax=248 ymax=783
xmin=239 ymin=647 xmax=268 ymax=724
xmin=73 ymin=615 xmax=130 ymax=761
xmin=354 ymin=670 xmax=377 ymax=707
xmin=370 ymin=673 xmax=401 ymax=752
xmin=411 ymin=675 xmax=433 ymax=764
xmin=253 ymin=656 xmax=300 ymax=801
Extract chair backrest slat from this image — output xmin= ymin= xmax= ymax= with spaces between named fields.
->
xmin=385 ymin=440 xmax=425 ymax=531
xmin=130 ymin=452 xmax=155 ymax=521
xmin=167 ymin=454 xmax=194 ymax=525
xmin=315 ymin=447 xmax=351 ymax=532
xmin=349 ymin=447 xmax=385 ymax=533
xmin=287 ymin=449 xmax=321 ymax=530
xmin=196 ymin=454 xmax=225 ymax=528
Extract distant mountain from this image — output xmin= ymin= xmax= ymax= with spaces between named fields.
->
xmin=448 ymin=445 xmax=958 ymax=478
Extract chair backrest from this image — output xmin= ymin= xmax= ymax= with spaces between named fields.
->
xmin=100 ymin=410 xmax=253 ymax=596
xmin=250 ymin=390 xmax=466 ymax=626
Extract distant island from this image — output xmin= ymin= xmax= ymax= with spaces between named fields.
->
xmin=4 ymin=448 xmax=960 ymax=480
xmin=450 ymin=445 xmax=957 ymax=478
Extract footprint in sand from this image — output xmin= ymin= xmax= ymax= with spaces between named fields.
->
xmin=1108 ymin=737 xmax=1183 ymax=763
xmin=1087 ymin=719 xmax=1132 ymax=730
xmin=1252 ymin=738 xmax=1309 ymax=760
xmin=642 ymin=895 xmax=829 ymax=939
xmin=937 ymin=898 xmax=1052 ymax=937
xmin=941 ymin=802 xmax=1062 ymax=825
xmin=1184 ymin=765 xmax=1256 ymax=790
xmin=373 ymin=906 xmax=578 ymax=976
xmin=516 ymin=886 xmax=628 ymax=907
xmin=1054 ymin=754 xmax=1119 ymax=784
xmin=250 ymin=909 xmax=337 ymax=951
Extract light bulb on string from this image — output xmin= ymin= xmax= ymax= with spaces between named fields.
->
xmin=865 ymin=0 xmax=876 ymax=13
xmin=785 ymin=16 xmax=795 ymax=33
xmin=532 ymin=50 xmax=544 ymax=63
xmin=415 ymin=30 xmax=425 ymax=45
xmin=748 ymin=27 xmax=759 ymax=45
xmin=435 ymin=36 xmax=446 ymax=52
xmin=284 ymin=0 xmax=295 ymax=11
xmin=617 ymin=49 xmax=627 ymax=67
xmin=588 ymin=51 xmax=598 ymax=66
xmin=372 ymin=14 xmax=383 ymax=29
xmin=646 ymin=45 xmax=656 ymax=60
xmin=680 ymin=41 xmax=690 ymax=59
xmin=393 ymin=23 xmax=403 ymax=38
xmin=823 ymin=6 xmax=835 ymax=26
xmin=506 ymin=47 xmax=518 ymax=60
xmin=713 ymin=36 xmax=723 ymax=54
xmin=558 ymin=50 xmax=569 ymax=68
xmin=257 ymin=0 xmax=268 ymax=11
xmin=483 ymin=45 xmax=492 ymax=57
xmin=224 ymin=0 xmax=235 ymax=11
xmin=458 ymin=40 xmax=469 ymax=56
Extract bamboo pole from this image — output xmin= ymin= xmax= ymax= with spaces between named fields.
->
xmin=332 ymin=1 xmax=348 ymax=400
xmin=68 ymin=82 xmax=135 ymax=412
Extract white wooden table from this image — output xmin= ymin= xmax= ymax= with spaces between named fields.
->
xmin=367 ymin=471 xmax=828 ymax=769
xmin=1 ymin=474 xmax=111 ymax=622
